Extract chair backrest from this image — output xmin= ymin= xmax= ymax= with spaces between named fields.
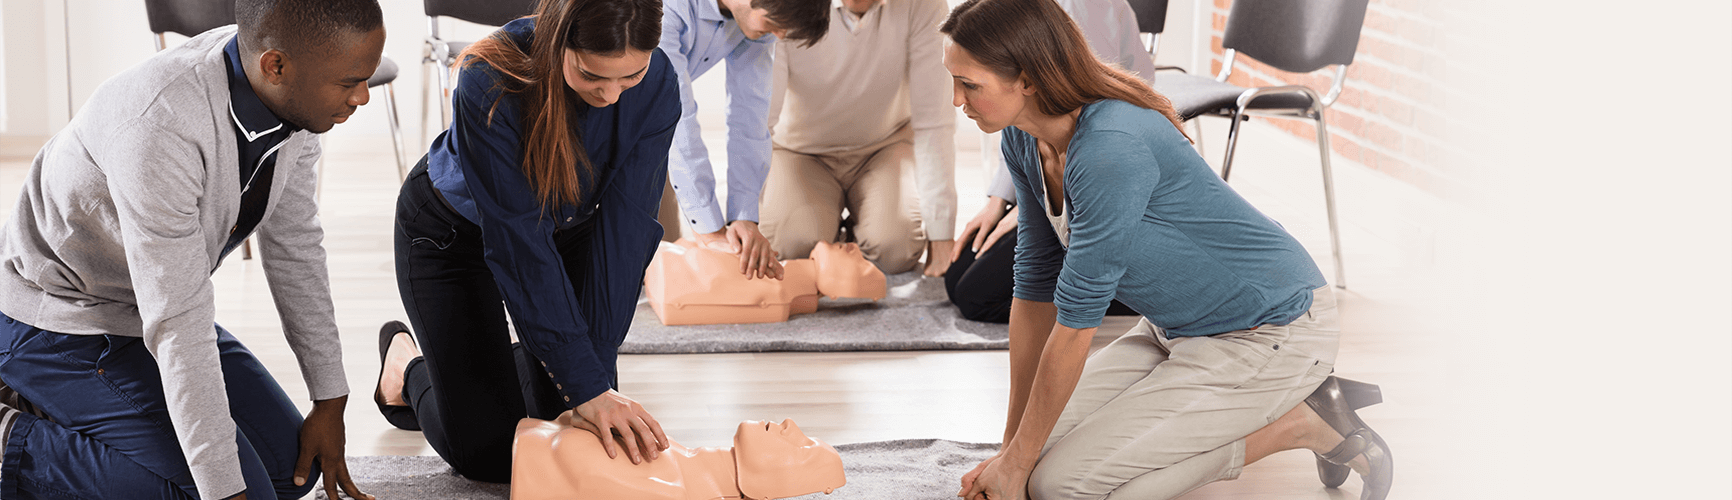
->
xmin=1123 ymin=0 xmax=1169 ymax=36
xmin=1221 ymin=0 xmax=1368 ymax=73
xmin=425 ymin=0 xmax=539 ymax=27
xmin=143 ymin=0 xmax=234 ymax=37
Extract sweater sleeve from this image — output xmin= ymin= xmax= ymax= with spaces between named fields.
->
xmin=906 ymin=0 xmax=958 ymax=240
xmin=101 ymin=118 xmax=247 ymax=500
xmin=254 ymin=135 xmax=348 ymax=402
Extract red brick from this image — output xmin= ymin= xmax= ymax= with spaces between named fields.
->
xmin=1338 ymin=87 xmax=1367 ymax=108
xmin=1377 ymin=97 xmax=1414 ymax=126
xmin=1331 ymin=135 xmax=1364 ymax=163
xmin=1214 ymin=0 xmax=1231 ymax=10
xmin=1327 ymin=108 xmax=1366 ymax=137
xmin=1212 ymin=12 xmax=1227 ymax=32
xmin=1363 ymin=9 xmax=1400 ymax=34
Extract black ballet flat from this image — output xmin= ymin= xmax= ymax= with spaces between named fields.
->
xmin=1305 ymin=376 xmax=1392 ymax=500
xmin=376 ymin=321 xmax=421 ymax=431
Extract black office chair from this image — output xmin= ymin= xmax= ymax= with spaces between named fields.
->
xmin=145 ymin=0 xmax=409 ymax=260
xmin=1150 ymin=0 xmax=1369 ymax=288
xmin=421 ymin=0 xmax=538 ymax=145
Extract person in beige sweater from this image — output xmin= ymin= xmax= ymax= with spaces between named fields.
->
xmin=763 ymin=0 xmax=958 ymax=276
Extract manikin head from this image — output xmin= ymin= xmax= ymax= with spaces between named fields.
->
xmin=734 ymin=420 xmax=847 ymax=499
xmin=810 ymin=241 xmax=887 ymax=300
xmin=235 ymin=0 xmax=386 ymax=133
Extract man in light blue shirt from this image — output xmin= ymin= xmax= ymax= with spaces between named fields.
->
xmin=660 ymin=0 xmax=831 ymax=279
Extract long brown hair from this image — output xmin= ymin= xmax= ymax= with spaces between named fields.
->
xmin=939 ymin=0 xmax=1190 ymax=142
xmin=457 ymin=0 xmax=662 ymax=210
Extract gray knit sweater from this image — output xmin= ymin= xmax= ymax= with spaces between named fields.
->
xmin=0 ymin=26 xmax=346 ymax=500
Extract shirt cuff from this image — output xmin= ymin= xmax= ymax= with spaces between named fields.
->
xmin=540 ymin=341 xmax=615 ymax=408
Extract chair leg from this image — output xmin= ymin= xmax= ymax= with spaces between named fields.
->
xmin=420 ymin=54 xmax=434 ymax=152
xmin=436 ymin=61 xmax=453 ymax=130
xmin=1220 ymin=110 xmax=1246 ymax=181
xmin=1191 ymin=119 xmax=1206 ymax=157
xmin=1313 ymin=112 xmax=1346 ymax=289
xmin=242 ymin=239 xmax=253 ymax=260
xmin=383 ymin=82 xmax=407 ymax=182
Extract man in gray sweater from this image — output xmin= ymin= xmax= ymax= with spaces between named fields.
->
xmin=0 ymin=1 xmax=383 ymax=499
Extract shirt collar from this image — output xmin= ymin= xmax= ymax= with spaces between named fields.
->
xmin=223 ymin=36 xmax=290 ymax=141
xmin=697 ymin=0 xmax=729 ymax=23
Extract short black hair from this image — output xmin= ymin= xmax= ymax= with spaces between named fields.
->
xmin=752 ymin=0 xmax=830 ymax=47
xmin=236 ymin=0 xmax=384 ymax=56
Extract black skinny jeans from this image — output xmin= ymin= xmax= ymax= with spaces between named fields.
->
xmin=392 ymin=160 xmax=593 ymax=483
xmin=945 ymin=226 xmax=1138 ymax=323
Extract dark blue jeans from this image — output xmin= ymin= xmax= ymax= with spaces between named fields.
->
xmin=0 ymin=312 xmax=317 ymax=500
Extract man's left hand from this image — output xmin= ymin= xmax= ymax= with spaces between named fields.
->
xmin=294 ymin=396 xmax=374 ymax=500
xmin=924 ymin=240 xmax=956 ymax=277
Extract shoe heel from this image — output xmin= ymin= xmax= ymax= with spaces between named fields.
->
xmin=1336 ymin=377 xmax=1382 ymax=410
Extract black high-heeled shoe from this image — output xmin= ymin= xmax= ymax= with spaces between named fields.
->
xmin=1305 ymin=376 xmax=1392 ymax=500
xmin=376 ymin=321 xmax=421 ymax=431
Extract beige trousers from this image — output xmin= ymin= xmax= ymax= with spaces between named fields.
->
xmin=1030 ymin=287 xmax=1341 ymax=500
xmin=759 ymin=125 xmax=925 ymax=274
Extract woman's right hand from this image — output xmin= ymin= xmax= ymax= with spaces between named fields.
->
xmin=953 ymin=196 xmax=1010 ymax=262
xmin=571 ymin=390 xmax=669 ymax=464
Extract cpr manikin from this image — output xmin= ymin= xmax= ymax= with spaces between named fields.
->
xmin=511 ymin=414 xmax=847 ymax=500
xmin=645 ymin=240 xmax=887 ymax=325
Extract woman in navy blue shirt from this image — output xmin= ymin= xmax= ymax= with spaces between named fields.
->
xmin=372 ymin=0 xmax=677 ymax=482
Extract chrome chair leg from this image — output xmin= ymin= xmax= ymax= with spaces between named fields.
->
xmin=420 ymin=49 xmax=434 ymax=152
xmin=1313 ymin=111 xmax=1346 ymax=288
xmin=383 ymin=82 xmax=407 ymax=182
xmin=1220 ymin=109 xmax=1247 ymax=181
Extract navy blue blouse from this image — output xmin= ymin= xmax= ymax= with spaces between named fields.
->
xmin=425 ymin=18 xmax=681 ymax=406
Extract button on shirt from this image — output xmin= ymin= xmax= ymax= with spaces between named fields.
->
xmin=658 ymin=0 xmax=775 ymax=234
xmin=426 ymin=18 xmax=682 ymax=407
xmin=221 ymin=36 xmax=296 ymax=260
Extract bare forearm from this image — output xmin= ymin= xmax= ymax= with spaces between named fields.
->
xmin=1003 ymin=298 xmax=1058 ymax=444
xmin=1002 ymin=322 xmax=1095 ymax=466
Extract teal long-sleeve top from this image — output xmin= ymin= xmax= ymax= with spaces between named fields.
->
xmin=1005 ymin=99 xmax=1326 ymax=337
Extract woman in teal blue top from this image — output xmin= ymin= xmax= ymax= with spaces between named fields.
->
xmin=943 ymin=0 xmax=1393 ymax=499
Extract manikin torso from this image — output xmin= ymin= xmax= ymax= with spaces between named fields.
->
xmin=512 ymin=414 xmax=846 ymax=500
xmin=644 ymin=239 xmax=886 ymax=325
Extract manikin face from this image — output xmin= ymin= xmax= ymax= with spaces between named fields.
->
xmin=943 ymin=41 xmax=1030 ymax=134
xmin=260 ymin=27 xmax=386 ymax=133
xmin=734 ymin=420 xmax=846 ymax=498
xmin=563 ymin=49 xmax=653 ymax=108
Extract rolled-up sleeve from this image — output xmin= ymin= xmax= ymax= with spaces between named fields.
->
xmin=1005 ymin=129 xmax=1065 ymax=304
xmin=1052 ymin=130 xmax=1158 ymax=329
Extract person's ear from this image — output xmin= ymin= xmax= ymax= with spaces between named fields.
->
xmin=1017 ymin=73 xmax=1037 ymax=96
xmin=256 ymin=49 xmax=289 ymax=86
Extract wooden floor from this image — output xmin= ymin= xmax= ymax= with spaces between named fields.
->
xmin=0 ymin=113 xmax=1469 ymax=498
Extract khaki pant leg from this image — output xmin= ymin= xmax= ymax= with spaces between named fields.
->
xmin=759 ymin=147 xmax=844 ymax=260
xmin=658 ymin=178 xmax=682 ymax=243
xmin=843 ymin=131 xmax=925 ymax=274
xmin=1028 ymin=288 xmax=1341 ymax=500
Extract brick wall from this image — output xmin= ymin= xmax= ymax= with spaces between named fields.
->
xmin=1205 ymin=0 xmax=1460 ymax=196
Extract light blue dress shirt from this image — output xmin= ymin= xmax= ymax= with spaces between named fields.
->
xmin=659 ymin=0 xmax=776 ymax=234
